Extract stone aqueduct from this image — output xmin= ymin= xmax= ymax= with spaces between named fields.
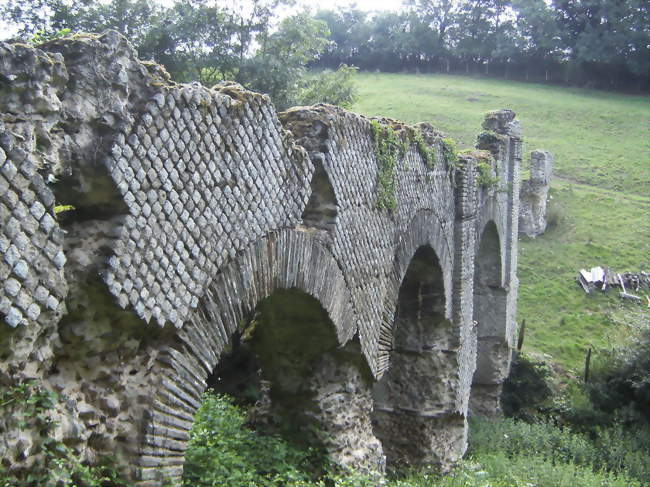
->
xmin=0 ymin=32 xmax=520 ymax=484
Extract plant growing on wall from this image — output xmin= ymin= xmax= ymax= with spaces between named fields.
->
xmin=370 ymin=120 xmax=406 ymax=212
xmin=0 ymin=381 xmax=130 ymax=486
xmin=413 ymin=130 xmax=438 ymax=168
xmin=442 ymin=137 xmax=458 ymax=165
xmin=476 ymin=159 xmax=499 ymax=188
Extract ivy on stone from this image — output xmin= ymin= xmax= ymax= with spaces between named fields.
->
xmin=442 ymin=137 xmax=458 ymax=166
xmin=370 ymin=120 xmax=406 ymax=212
xmin=0 ymin=380 xmax=131 ymax=486
xmin=413 ymin=130 xmax=438 ymax=168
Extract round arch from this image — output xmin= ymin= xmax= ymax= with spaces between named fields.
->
xmin=133 ymin=228 xmax=365 ymax=484
xmin=375 ymin=209 xmax=453 ymax=377
xmin=372 ymin=241 xmax=464 ymax=471
xmin=470 ymin=220 xmax=510 ymax=416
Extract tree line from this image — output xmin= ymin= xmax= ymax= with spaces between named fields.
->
xmin=314 ymin=0 xmax=649 ymax=91
xmin=1 ymin=0 xmax=359 ymax=109
xmin=2 ymin=0 xmax=648 ymax=98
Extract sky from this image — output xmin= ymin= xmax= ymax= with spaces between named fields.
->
xmin=0 ymin=0 xmax=409 ymax=41
xmin=154 ymin=0 xmax=408 ymax=12
xmin=294 ymin=0 xmax=406 ymax=12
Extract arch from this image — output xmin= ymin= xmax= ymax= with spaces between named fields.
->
xmin=376 ymin=210 xmax=453 ymax=377
xmin=205 ymin=289 xmax=385 ymax=475
xmin=372 ymin=244 xmax=464 ymax=471
xmin=474 ymin=191 xmax=509 ymax=292
xmin=133 ymin=229 xmax=364 ymax=484
xmin=470 ymin=220 xmax=510 ymax=416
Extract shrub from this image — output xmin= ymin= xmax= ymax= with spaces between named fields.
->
xmin=469 ymin=417 xmax=599 ymax=467
xmin=298 ymin=65 xmax=359 ymax=108
xmin=501 ymin=352 xmax=554 ymax=419
xmin=0 ymin=381 xmax=130 ymax=487
xmin=469 ymin=416 xmax=650 ymax=486
xmin=591 ymin=423 xmax=650 ymax=483
xmin=181 ymin=391 xmax=650 ymax=487
xmin=588 ymin=318 xmax=650 ymax=424
xmin=182 ymin=391 xmax=317 ymax=487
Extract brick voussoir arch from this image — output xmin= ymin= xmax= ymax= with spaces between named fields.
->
xmin=135 ymin=228 xmax=357 ymax=484
xmin=377 ymin=209 xmax=454 ymax=377
xmin=475 ymin=210 xmax=507 ymax=287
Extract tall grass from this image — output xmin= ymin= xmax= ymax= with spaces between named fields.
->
xmin=181 ymin=392 xmax=650 ymax=487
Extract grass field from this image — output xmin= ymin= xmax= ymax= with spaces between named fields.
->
xmin=352 ymin=72 xmax=650 ymax=372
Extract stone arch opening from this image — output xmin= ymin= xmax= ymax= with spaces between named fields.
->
xmin=189 ymin=288 xmax=384 ymax=478
xmin=372 ymin=245 xmax=462 ymax=471
xmin=470 ymin=220 xmax=509 ymax=416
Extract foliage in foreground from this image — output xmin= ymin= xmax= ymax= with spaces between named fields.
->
xmin=588 ymin=312 xmax=650 ymax=424
xmin=182 ymin=391 xmax=650 ymax=487
xmin=501 ymin=352 xmax=554 ymax=419
xmin=182 ymin=391 xmax=317 ymax=487
xmin=0 ymin=380 xmax=130 ymax=487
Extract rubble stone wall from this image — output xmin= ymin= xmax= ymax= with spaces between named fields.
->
xmin=0 ymin=32 xmax=520 ymax=485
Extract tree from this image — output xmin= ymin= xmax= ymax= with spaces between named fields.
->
xmin=147 ymin=1 xmax=240 ymax=84
xmin=511 ymin=0 xmax=561 ymax=80
xmin=241 ymin=12 xmax=331 ymax=109
xmin=314 ymin=8 xmax=372 ymax=69
xmin=554 ymin=0 xmax=650 ymax=88
xmin=406 ymin=0 xmax=457 ymax=70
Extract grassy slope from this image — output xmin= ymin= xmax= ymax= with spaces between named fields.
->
xmin=352 ymin=72 xmax=650 ymax=371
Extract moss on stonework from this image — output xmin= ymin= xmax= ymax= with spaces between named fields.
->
xmin=476 ymin=160 xmax=499 ymax=188
xmin=370 ymin=120 xmax=407 ymax=212
xmin=413 ymin=130 xmax=438 ymax=168
xmin=442 ymin=137 xmax=458 ymax=166
xmin=477 ymin=130 xmax=502 ymax=147
xmin=458 ymin=149 xmax=498 ymax=188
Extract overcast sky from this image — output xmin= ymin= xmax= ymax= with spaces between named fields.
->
xmin=289 ymin=0 xmax=406 ymax=12
xmin=154 ymin=0 xmax=407 ymax=12
xmin=0 ymin=0 xmax=409 ymax=41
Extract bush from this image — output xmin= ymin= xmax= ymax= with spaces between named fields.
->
xmin=0 ymin=381 xmax=130 ymax=487
xmin=469 ymin=417 xmax=599 ymax=467
xmin=297 ymin=65 xmax=359 ymax=108
xmin=182 ymin=391 xmax=318 ymax=487
xmin=501 ymin=352 xmax=554 ymax=419
xmin=468 ymin=416 xmax=650 ymax=486
xmin=588 ymin=317 xmax=650 ymax=424
xmin=182 ymin=391 xmax=650 ymax=487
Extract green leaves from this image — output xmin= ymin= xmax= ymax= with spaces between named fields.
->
xmin=371 ymin=120 xmax=406 ymax=212
xmin=298 ymin=65 xmax=359 ymax=108
xmin=183 ymin=391 xmax=318 ymax=487
xmin=0 ymin=381 xmax=130 ymax=486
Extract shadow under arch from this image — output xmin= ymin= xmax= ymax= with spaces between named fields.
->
xmin=134 ymin=229 xmax=381 ymax=484
xmin=372 ymin=244 xmax=464 ymax=472
xmin=470 ymin=220 xmax=510 ymax=416
xmin=376 ymin=209 xmax=453 ymax=377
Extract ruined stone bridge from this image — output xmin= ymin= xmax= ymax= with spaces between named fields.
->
xmin=0 ymin=32 xmax=520 ymax=484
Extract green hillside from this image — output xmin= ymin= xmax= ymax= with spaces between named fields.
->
xmin=352 ymin=72 xmax=650 ymax=372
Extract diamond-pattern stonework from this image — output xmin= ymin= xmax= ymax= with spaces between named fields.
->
xmin=0 ymin=128 xmax=67 ymax=328
xmin=1 ymin=32 xmax=521 ymax=487
xmin=104 ymin=84 xmax=312 ymax=327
